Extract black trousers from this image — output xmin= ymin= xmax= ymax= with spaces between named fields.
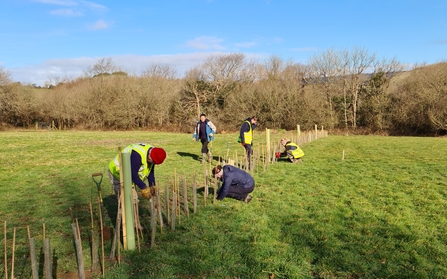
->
xmin=244 ymin=144 xmax=252 ymax=166
xmin=201 ymin=139 xmax=209 ymax=153
xmin=226 ymin=182 xmax=255 ymax=200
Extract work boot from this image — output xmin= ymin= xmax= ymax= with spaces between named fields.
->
xmin=244 ymin=195 xmax=253 ymax=204
xmin=201 ymin=153 xmax=207 ymax=164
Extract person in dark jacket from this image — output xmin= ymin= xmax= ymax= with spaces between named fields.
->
xmin=239 ymin=116 xmax=258 ymax=169
xmin=193 ymin=113 xmax=217 ymax=163
xmin=212 ymin=165 xmax=255 ymax=203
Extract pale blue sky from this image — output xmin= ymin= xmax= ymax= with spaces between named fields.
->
xmin=1 ymin=0 xmax=446 ymax=86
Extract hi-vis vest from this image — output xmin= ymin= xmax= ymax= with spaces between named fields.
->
xmin=243 ymin=120 xmax=253 ymax=144
xmin=109 ymin=143 xmax=154 ymax=180
xmin=286 ymin=142 xmax=304 ymax=158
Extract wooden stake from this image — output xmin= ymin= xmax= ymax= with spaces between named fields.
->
xmin=266 ymin=128 xmax=271 ymax=164
xmin=193 ymin=172 xmax=197 ymax=214
xmin=11 ymin=227 xmax=15 ymax=279
xmin=72 ymin=223 xmax=85 ymax=279
xmin=203 ymin=168 xmax=208 ymax=206
xmin=89 ymin=202 xmax=98 ymax=272
xmin=133 ymin=198 xmax=141 ymax=252
xmin=75 ymin=218 xmax=81 ymax=242
xmin=171 ymin=190 xmax=177 ymax=231
xmin=42 ymin=223 xmax=46 ymax=277
xmin=109 ymin=193 xmax=121 ymax=260
xmin=4 ymin=221 xmax=7 ymax=279
xmin=27 ymin=226 xmax=38 ymax=279
xmin=150 ymin=197 xmax=156 ymax=247
xmin=235 ymin=150 xmax=238 ymax=167
xmin=98 ymin=199 xmax=105 ymax=276
xmin=44 ymin=238 xmax=52 ymax=279
xmin=118 ymin=195 xmax=121 ymax=265
xmin=29 ymin=237 xmax=38 ymax=279
xmin=165 ymin=183 xmax=170 ymax=226
xmin=213 ymin=175 xmax=218 ymax=204
xmin=342 ymin=150 xmax=345 ymax=161
xmin=177 ymin=176 xmax=181 ymax=225
xmin=182 ymin=177 xmax=189 ymax=216
xmin=156 ymin=186 xmax=163 ymax=233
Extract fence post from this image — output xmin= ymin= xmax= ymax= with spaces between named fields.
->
xmin=266 ymin=128 xmax=271 ymax=165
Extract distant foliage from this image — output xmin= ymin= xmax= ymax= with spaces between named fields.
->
xmin=1 ymin=54 xmax=446 ymax=135
xmin=389 ymin=62 xmax=447 ymax=135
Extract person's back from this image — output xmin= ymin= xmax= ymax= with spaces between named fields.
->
xmin=278 ymin=139 xmax=304 ymax=163
xmin=213 ymin=164 xmax=255 ymax=203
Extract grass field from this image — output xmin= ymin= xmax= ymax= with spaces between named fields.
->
xmin=1 ymin=130 xmax=447 ymax=278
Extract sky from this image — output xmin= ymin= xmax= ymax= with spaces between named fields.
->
xmin=1 ymin=0 xmax=446 ymax=86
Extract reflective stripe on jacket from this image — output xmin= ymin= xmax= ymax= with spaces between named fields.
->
xmin=108 ymin=143 xmax=154 ymax=180
xmin=286 ymin=142 xmax=304 ymax=158
xmin=243 ymin=120 xmax=253 ymax=144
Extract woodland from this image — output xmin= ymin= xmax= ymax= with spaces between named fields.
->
xmin=1 ymin=48 xmax=446 ymax=135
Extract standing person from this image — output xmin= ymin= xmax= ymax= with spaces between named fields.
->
xmin=239 ymin=116 xmax=258 ymax=169
xmin=108 ymin=143 xmax=167 ymax=200
xmin=212 ymin=165 xmax=255 ymax=203
xmin=192 ymin=113 xmax=216 ymax=164
xmin=276 ymin=138 xmax=304 ymax=163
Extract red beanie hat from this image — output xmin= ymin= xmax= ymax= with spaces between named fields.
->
xmin=150 ymin=147 xmax=166 ymax=164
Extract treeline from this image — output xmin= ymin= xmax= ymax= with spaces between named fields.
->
xmin=0 ymin=48 xmax=446 ymax=135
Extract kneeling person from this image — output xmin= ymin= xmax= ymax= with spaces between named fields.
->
xmin=276 ymin=138 xmax=304 ymax=163
xmin=212 ymin=165 xmax=255 ymax=203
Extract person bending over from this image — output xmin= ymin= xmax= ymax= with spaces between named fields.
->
xmin=212 ymin=164 xmax=255 ymax=203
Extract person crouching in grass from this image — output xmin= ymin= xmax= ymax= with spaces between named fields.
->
xmin=212 ymin=165 xmax=255 ymax=203
xmin=275 ymin=138 xmax=304 ymax=163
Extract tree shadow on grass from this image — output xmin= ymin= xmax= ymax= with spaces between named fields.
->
xmin=196 ymin=186 xmax=218 ymax=196
xmin=103 ymin=194 xmax=118 ymax=224
xmin=177 ymin=152 xmax=200 ymax=162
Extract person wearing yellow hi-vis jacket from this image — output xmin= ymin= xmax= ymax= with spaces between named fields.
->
xmin=108 ymin=143 xmax=166 ymax=200
xmin=238 ymin=116 xmax=258 ymax=169
xmin=276 ymin=138 xmax=305 ymax=163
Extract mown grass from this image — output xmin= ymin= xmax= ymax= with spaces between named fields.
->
xmin=1 ymin=131 xmax=447 ymax=278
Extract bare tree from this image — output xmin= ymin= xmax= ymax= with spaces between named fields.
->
xmin=391 ymin=62 xmax=447 ymax=134
xmin=308 ymin=49 xmax=342 ymax=129
xmin=180 ymin=67 xmax=210 ymax=118
xmin=360 ymin=57 xmax=404 ymax=131
xmin=340 ymin=47 xmax=376 ymax=128
xmin=0 ymin=65 xmax=12 ymax=86
xmin=202 ymin=53 xmax=246 ymax=110
xmin=142 ymin=64 xmax=177 ymax=79
xmin=84 ymin=57 xmax=119 ymax=77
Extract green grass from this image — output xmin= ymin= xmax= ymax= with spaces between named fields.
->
xmin=1 ymin=131 xmax=447 ymax=278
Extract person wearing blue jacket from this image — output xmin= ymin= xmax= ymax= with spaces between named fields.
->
xmin=193 ymin=113 xmax=217 ymax=163
xmin=212 ymin=165 xmax=255 ymax=203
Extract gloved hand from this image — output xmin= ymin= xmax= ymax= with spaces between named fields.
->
xmin=241 ymin=142 xmax=245 ymax=146
xmin=141 ymin=187 xmax=151 ymax=199
xmin=209 ymin=133 xmax=213 ymax=137
xmin=150 ymin=186 xmax=156 ymax=197
xmin=275 ymin=152 xmax=281 ymax=158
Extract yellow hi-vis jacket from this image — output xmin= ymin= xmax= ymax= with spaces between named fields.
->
xmin=108 ymin=143 xmax=154 ymax=181
xmin=286 ymin=142 xmax=305 ymax=158
xmin=243 ymin=120 xmax=253 ymax=144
